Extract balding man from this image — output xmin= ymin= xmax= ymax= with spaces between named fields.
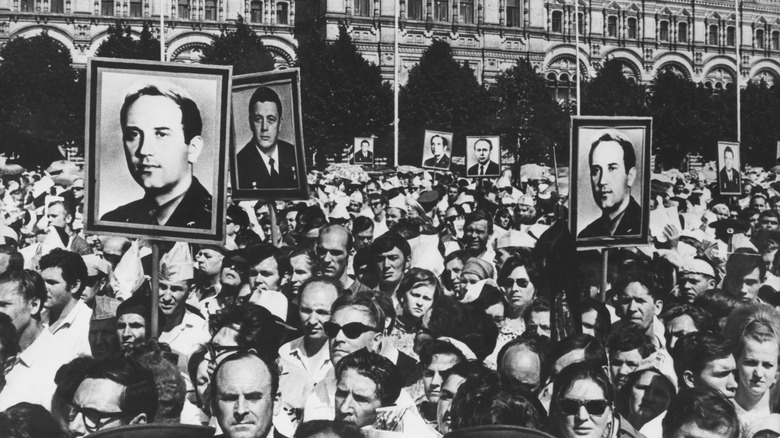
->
xmin=316 ymin=225 xmax=353 ymax=289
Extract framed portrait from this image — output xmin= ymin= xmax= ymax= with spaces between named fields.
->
xmin=465 ymin=136 xmax=501 ymax=178
xmin=717 ymin=142 xmax=741 ymax=196
xmin=421 ymin=130 xmax=453 ymax=171
xmin=84 ymin=58 xmax=231 ymax=244
xmin=354 ymin=137 xmax=375 ymax=165
xmin=230 ymin=69 xmax=308 ymax=201
xmin=570 ymin=116 xmax=652 ymax=249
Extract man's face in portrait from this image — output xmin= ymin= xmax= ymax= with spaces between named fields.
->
xmin=431 ymin=136 xmax=444 ymax=158
xmin=361 ymin=141 xmax=369 ymax=153
xmin=474 ymin=140 xmax=491 ymax=165
xmin=590 ymin=140 xmax=636 ymax=215
xmin=250 ymin=100 xmax=281 ymax=153
xmin=724 ymin=150 xmax=734 ymax=171
xmin=122 ymin=95 xmax=201 ymax=195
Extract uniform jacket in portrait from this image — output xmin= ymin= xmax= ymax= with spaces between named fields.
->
xmin=719 ymin=167 xmax=741 ymax=193
xmin=101 ymin=177 xmax=212 ymax=229
xmin=578 ymin=196 xmax=643 ymax=238
xmin=237 ymin=140 xmax=298 ymax=189
xmin=354 ymin=150 xmax=373 ymax=163
xmin=424 ymin=154 xmax=451 ymax=169
xmin=467 ymin=160 xmax=500 ymax=176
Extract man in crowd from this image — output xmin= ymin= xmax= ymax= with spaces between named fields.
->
xmin=671 ymin=331 xmax=738 ymax=400
xmin=316 ymin=225 xmax=353 ymax=289
xmin=334 ymin=349 xmax=402 ymax=429
xmin=613 ymin=269 xmax=665 ymax=349
xmin=370 ymin=233 xmax=410 ymax=307
xmin=48 ymin=201 xmax=91 ymax=255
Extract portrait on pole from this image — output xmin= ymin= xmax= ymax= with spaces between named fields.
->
xmin=230 ymin=69 xmax=308 ymax=200
xmin=717 ymin=141 xmax=741 ymax=196
xmin=354 ymin=137 xmax=375 ymax=164
xmin=465 ymin=136 xmax=501 ymax=178
xmin=84 ymin=58 xmax=231 ymax=244
xmin=421 ymin=130 xmax=453 ymax=171
xmin=570 ymin=116 xmax=652 ymax=249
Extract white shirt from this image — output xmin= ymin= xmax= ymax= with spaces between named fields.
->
xmin=50 ymin=299 xmax=92 ymax=359
xmin=258 ymin=144 xmax=280 ymax=175
xmin=159 ymin=310 xmax=210 ymax=374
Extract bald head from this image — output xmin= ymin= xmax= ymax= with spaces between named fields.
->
xmin=317 ymin=225 xmax=353 ymax=280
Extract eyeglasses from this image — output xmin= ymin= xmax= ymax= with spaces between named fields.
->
xmin=64 ymin=401 xmax=128 ymax=433
xmin=323 ymin=321 xmax=378 ymax=339
xmin=558 ymin=399 xmax=610 ymax=416
xmin=502 ymin=278 xmax=531 ymax=288
xmin=226 ymin=218 xmax=234 ymax=225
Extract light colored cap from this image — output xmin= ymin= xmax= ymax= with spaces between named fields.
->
xmin=388 ymin=194 xmax=407 ymax=211
xmin=495 ymin=230 xmax=536 ymax=249
xmin=495 ymin=175 xmax=512 ymax=189
xmin=329 ymin=202 xmax=350 ymax=220
xmin=160 ymin=242 xmax=194 ymax=283
xmin=350 ymin=191 xmax=364 ymax=203
xmin=681 ymin=258 xmax=715 ymax=278
xmin=633 ymin=349 xmax=678 ymax=390
xmin=454 ymin=192 xmax=475 ymax=205
xmin=110 ymin=241 xmax=145 ymax=301
xmin=83 ymin=254 xmax=111 ymax=277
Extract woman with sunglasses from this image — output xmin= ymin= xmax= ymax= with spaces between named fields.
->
xmin=495 ymin=254 xmax=540 ymax=339
xmin=549 ymin=362 xmax=642 ymax=438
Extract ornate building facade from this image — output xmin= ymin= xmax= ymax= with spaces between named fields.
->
xmin=0 ymin=0 xmax=298 ymax=66
xmin=298 ymin=0 xmax=780 ymax=90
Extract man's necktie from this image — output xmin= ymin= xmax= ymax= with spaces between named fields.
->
xmin=269 ymin=158 xmax=278 ymax=178
xmin=480 ymin=165 xmax=485 ymax=176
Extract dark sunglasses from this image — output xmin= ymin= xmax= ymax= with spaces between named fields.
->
xmin=64 ymin=401 xmax=128 ymax=433
xmin=502 ymin=278 xmax=531 ymax=288
xmin=323 ymin=321 xmax=378 ymax=339
xmin=558 ymin=399 xmax=610 ymax=416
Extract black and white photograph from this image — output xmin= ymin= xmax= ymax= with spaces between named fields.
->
xmin=570 ymin=116 xmax=651 ymax=248
xmin=465 ymin=136 xmax=501 ymax=178
xmin=84 ymin=58 xmax=230 ymax=243
xmin=421 ymin=130 xmax=453 ymax=170
xmin=353 ymin=137 xmax=374 ymax=164
xmin=717 ymin=141 xmax=742 ymax=195
xmin=230 ymin=69 xmax=308 ymax=200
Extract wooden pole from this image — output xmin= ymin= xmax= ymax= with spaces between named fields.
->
xmin=150 ymin=242 xmax=160 ymax=338
xmin=600 ymin=248 xmax=609 ymax=302
xmin=269 ymin=201 xmax=279 ymax=246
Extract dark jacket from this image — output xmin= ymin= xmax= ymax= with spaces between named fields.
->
xmin=237 ymin=140 xmax=298 ymax=189
xmin=467 ymin=160 xmax=500 ymax=176
xmin=578 ymin=196 xmax=642 ymax=239
xmin=424 ymin=154 xmax=451 ymax=169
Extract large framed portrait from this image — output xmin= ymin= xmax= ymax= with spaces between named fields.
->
xmin=465 ymin=136 xmax=501 ymax=178
xmin=230 ymin=69 xmax=308 ymax=200
xmin=717 ymin=141 xmax=741 ymax=196
xmin=421 ymin=130 xmax=453 ymax=171
xmin=84 ymin=58 xmax=231 ymax=244
xmin=570 ymin=116 xmax=652 ymax=249
xmin=354 ymin=137 xmax=375 ymax=165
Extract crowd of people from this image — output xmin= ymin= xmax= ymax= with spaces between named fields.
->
xmin=2 ymin=161 xmax=780 ymax=438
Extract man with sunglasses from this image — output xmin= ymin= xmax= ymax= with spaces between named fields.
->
xmin=367 ymin=194 xmax=389 ymax=239
xmin=66 ymin=356 xmax=157 ymax=437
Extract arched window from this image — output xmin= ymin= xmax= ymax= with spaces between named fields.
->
xmin=756 ymin=28 xmax=765 ymax=48
xmin=434 ymin=0 xmax=447 ymax=21
xmin=355 ymin=0 xmax=371 ymax=16
xmin=178 ymin=0 xmax=189 ymax=19
xmin=607 ymin=15 xmax=617 ymax=37
xmin=773 ymin=31 xmax=780 ymax=50
xmin=726 ymin=26 xmax=735 ymax=46
xmin=407 ymin=0 xmax=423 ymax=20
xmin=250 ymin=0 xmax=262 ymax=22
xmin=129 ymin=0 xmax=142 ymax=17
xmin=506 ymin=0 xmax=519 ymax=26
xmin=709 ymin=24 xmax=719 ymax=45
xmin=19 ymin=0 xmax=31 ymax=11
xmin=551 ymin=10 xmax=562 ymax=33
xmin=50 ymin=0 xmax=64 ymax=13
xmin=204 ymin=0 xmax=216 ymax=19
xmin=627 ymin=17 xmax=637 ymax=38
xmin=101 ymin=0 xmax=113 ymax=14
xmin=460 ymin=0 xmax=473 ymax=24
xmin=576 ymin=12 xmax=584 ymax=35
xmin=678 ymin=21 xmax=688 ymax=43
xmin=659 ymin=20 xmax=669 ymax=41
xmin=276 ymin=2 xmax=288 ymax=24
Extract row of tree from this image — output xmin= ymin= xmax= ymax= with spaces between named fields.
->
xmin=0 ymin=18 xmax=777 ymax=171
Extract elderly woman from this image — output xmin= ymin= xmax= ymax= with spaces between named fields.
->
xmin=459 ymin=257 xmax=494 ymax=298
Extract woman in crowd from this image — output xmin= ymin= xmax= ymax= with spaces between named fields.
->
xmin=459 ymin=257 xmax=495 ymax=298
xmin=497 ymin=254 xmax=540 ymax=339
xmin=394 ymin=268 xmax=442 ymax=336
xmin=115 ymin=291 xmax=151 ymax=354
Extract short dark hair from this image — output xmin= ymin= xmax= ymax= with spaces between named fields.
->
xmin=0 ymin=245 xmax=23 ymax=274
xmin=430 ymin=134 xmax=449 ymax=148
xmin=212 ymin=350 xmax=279 ymax=401
xmin=694 ymin=289 xmax=751 ymax=322
xmin=662 ymin=388 xmax=740 ymax=438
xmin=498 ymin=253 xmax=541 ymax=290
xmin=550 ymin=363 xmax=614 ymax=431
xmin=671 ymin=331 xmax=733 ymax=385
xmin=464 ymin=209 xmax=494 ymax=236
xmin=0 ymin=402 xmax=65 ymax=438
xmin=474 ymin=138 xmax=493 ymax=151
xmin=426 ymin=297 xmax=498 ymax=361
xmin=589 ymin=130 xmax=637 ymax=173
xmin=0 ymin=313 xmax=19 ymax=361
xmin=121 ymin=83 xmax=202 ymax=144
xmin=248 ymin=86 xmax=282 ymax=118
xmin=613 ymin=268 xmax=661 ymax=301
xmin=0 ymin=270 xmax=46 ymax=317
xmin=295 ymin=420 xmax=363 ymax=438
xmin=661 ymin=303 xmax=714 ymax=332
xmin=370 ymin=232 xmax=411 ymax=260
xmin=551 ymin=334 xmax=608 ymax=373
xmin=724 ymin=250 xmax=767 ymax=291
xmin=209 ymin=304 xmax=285 ymax=364
xmin=352 ymin=216 xmax=374 ymax=235
xmin=606 ymin=324 xmax=655 ymax=359
xmin=39 ymin=248 xmax=88 ymax=294
xmin=419 ymin=339 xmax=466 ymax=368
xmin=450 ymin=371 xmax=546 ymax=431
xmin=724 ymin=146 xmax=734 ymax=158
xmin=331 ymin=291 xmax=386 ymax=332
xmin=82 ymin=357 xmax=158 ymax=422
xmin=336 ymin=349 xmax=402 ymax=406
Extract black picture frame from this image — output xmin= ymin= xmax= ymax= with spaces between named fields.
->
xmin=465 ymin=136 xmax=502 ymax=178
xmin=421 ymin=130 xmax=453 ymax=171
xmin=717 ymin=141 xmax=742 ymax=196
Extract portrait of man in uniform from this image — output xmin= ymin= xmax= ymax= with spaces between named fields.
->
xmin=718 ymin=142 xmax=741 ymax=195
xmin=571 ymin=117 xmax=651 ymax=249
xmin=85 ymin=59 xmax=229 ymax=244
xmin=466 ymin=136 xmax=501 ymax=177
xmin=354 ymin=138 xmax=374 ymax=164
xmin=230 ymin=69 xmax=308 ymax=201
xmin=422 ymin=131 xmax=453 ymax=170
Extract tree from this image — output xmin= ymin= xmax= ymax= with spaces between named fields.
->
xmin=95 ymin=22 xmax=160 ymax=60
xmin=582 ymin=59 xmax=647 ymax=116
xmin=0 ymin=33 xmax=83 ymax=168
xmin=488 ymin=58 xmax=569 ymax=168
xmin=200 ymin=15 xmax=276 ymax=75
xmin=297 ymin=27 xmax=393 ymax=166
xmin=741 ymin=80 xmax=780 ymax=166
xmin=399 ymin=40 xmax=491 ymax=167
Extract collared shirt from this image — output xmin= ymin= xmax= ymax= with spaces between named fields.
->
xmin=159 ymin=310 xmax=210 ymax=374
xmin=0 ymin=328 xmax=75 ymax=411
xmin=258 ymin=144 xmax=280 ymax=175
xmin=49 ymin=299 xmax=93 ymax=359
xmin=153 ymin=189 xmax=189 ymax=226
